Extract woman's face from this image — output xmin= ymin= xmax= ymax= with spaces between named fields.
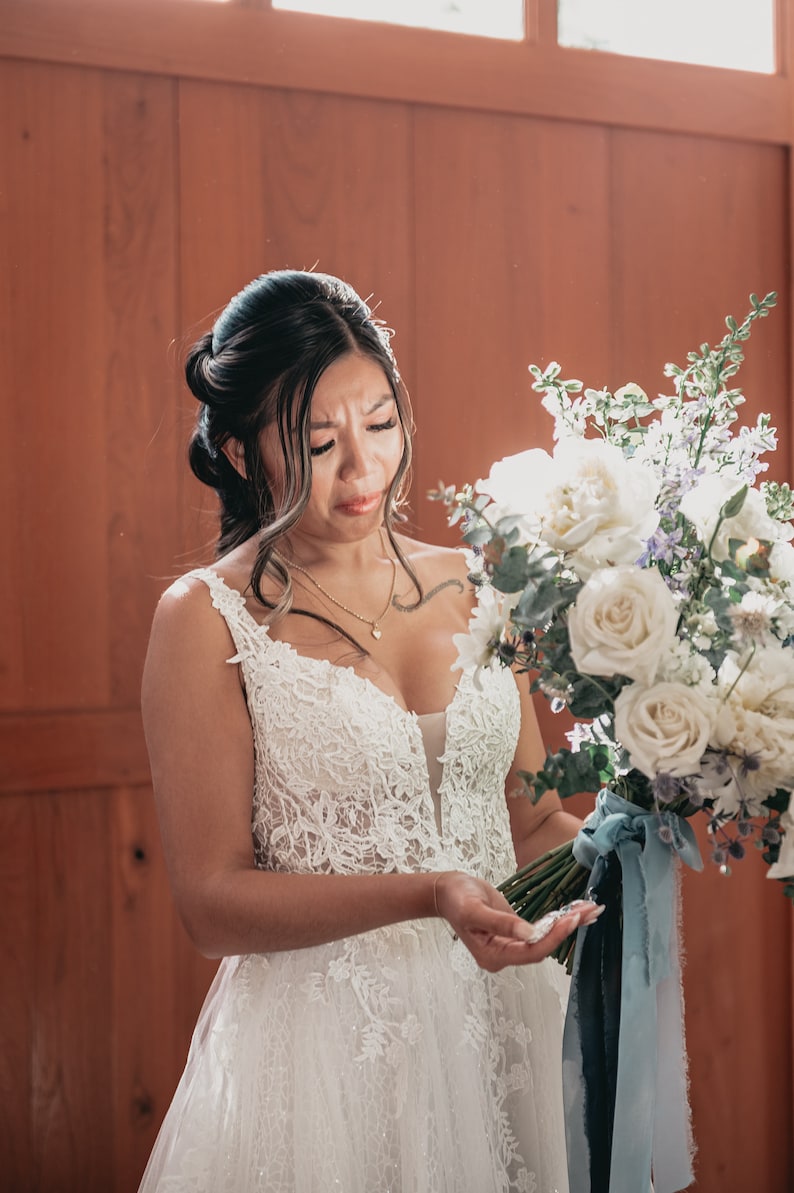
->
xmin=262 ymin=351 xmax=404 ymax=544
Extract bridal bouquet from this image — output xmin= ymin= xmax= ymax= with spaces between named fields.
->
xmin=433 ymin=292 xmax=793 ymax=1193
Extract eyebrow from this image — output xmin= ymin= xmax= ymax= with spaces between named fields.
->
xmin=309 ymin=393 xmax=395 ymax=431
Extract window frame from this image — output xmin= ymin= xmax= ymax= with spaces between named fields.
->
xmin=0 ymin=0 xmax=789 ymax=144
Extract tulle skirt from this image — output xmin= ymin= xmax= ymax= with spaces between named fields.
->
xmin=138 ymin=921 xmax=570 ymax=1192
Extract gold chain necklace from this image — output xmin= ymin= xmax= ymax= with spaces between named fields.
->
xmin=278 ymin=533 xmax=398 ymax=640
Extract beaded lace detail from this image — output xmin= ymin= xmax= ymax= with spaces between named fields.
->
xmin=138 ymin=569 xmax=570 ymax=1193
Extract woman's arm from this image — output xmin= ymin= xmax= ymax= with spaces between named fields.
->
xmin=142 ymin=580 xmax=586 ymax=969
xmin=505 ymin=676 xmax=583 ymax=869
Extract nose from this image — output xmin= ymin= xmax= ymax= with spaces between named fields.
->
xmin=337 ymin=432 xmax=371 ymax=482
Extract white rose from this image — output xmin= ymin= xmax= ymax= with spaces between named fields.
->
xmin=614 ymin=681 xmax=716 ymax=778
xmin=541 ymin=437 xmax=659 ymax=578
xmin=680 ymin=474 xmax=791 ymax=563
xmin=567 ymin=565 xmax=678 ymax=686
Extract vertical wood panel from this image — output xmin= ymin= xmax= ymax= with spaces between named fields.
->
xmin=609 ymin=130 xmax=790 ymax=468
xmin=0 ymin=60 xmax=109 ymax=711
xmin=681 ymin=829 xmax=793 ymax=1192
xmin=0 ymin=796 xmax=35 ymax=1184
xmin=111 ymin=786 xmax=183 ymax=1191
xmin=102 ymin=73 xmax=181 ymax=706
xmin=176 ymin=80 xmax=416 ymax=558
xmin=0 ymin=61 xmax=181 ymax=713
xmin=413 ymin=108 xmax=612 ymax=542
xmin=31 ymin=790 xmax=114 ymax=1191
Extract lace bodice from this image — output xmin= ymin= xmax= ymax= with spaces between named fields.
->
xmin=190 ymin=568 xmax=522 ymax=886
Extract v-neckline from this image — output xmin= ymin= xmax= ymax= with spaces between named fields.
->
xmin=197 ymin=567 xmax=464 ymax=724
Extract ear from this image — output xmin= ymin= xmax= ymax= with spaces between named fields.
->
xmin=221 ymin=437 xmax=247 ymax=479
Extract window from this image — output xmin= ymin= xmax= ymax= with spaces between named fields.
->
xmin=271 ymin=0 xmax=525 ymax=41
xmin=557 ymin=0 xmax=776 ymax=74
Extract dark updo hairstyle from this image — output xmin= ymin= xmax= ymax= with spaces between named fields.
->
xmin=186 ymin=269 xmax=417 ymax=627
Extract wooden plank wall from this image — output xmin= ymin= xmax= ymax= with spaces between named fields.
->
xmin=1 ymin=15 xmax=792 ymax=1193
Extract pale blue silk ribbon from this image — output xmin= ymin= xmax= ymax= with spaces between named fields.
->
xmin=563 ymin=789 xmax=703 ymax=1193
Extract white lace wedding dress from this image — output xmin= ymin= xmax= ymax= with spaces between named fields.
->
xmin=138 ymin=569 xmax=570 ymax=1193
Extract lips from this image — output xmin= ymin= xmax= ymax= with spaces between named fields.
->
xmin=335 ymin=491 xmax=383 ymax=516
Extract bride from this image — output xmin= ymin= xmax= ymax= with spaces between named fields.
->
xmin=138 ymin=269 xmax=600 ymax=1192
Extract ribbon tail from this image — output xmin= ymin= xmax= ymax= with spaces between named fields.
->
xmin=608 ymin=840 xmax=656 ymax=1193
xmin=652 ymin=865 xmax=696 ymax=1193
xmin=563 ymin=854 xmax=623 ymax=1192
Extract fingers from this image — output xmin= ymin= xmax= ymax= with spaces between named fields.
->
xmin=524 ymin=900 xmax=604 ymax=944
xmin=462 ymin=900 xmax=605 ymax=971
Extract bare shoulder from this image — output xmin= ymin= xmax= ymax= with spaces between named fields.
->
xmin=144 ymin=571 xmax=239 ymax=694
xmin=395 ymin=535 xmax=471 ymax=585
xmin=393 ymin=534 xmax=475 ymax=618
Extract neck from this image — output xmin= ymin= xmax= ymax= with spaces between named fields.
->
xmin=279 ymin=526 xmax=390 ymax=571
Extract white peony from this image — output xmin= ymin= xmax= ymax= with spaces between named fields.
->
xmin=717 ymin=645 xmax=794 ymax=719
xmin=476 ymin=437 xmax=659 ymax=574
xmin=540 ymin=437 xmax=660 ymax=578
xmin=567 ymin=565 xmax=678 ymax=686
xmin=680 ymin=474 xmax=791 ymax=563
xmin=705 ymin=648 xmax=794 ymax=807
xmin=475 ymin=448 xmax=555 ymax=543
xmin=614 ymin=681 xmax=717 ymax=778
xmin=708 ymin=702 xmax=794 ymax=809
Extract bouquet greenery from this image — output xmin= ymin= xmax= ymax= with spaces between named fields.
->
xmin=433 ymin=292 xmax=794 ymax=970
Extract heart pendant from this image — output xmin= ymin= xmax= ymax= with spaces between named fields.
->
xmin=371 ymin=626 xmax=382 ymax=640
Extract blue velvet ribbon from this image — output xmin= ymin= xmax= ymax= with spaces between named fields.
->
xmin=562 ymin=789 xmax=702 ymax=1193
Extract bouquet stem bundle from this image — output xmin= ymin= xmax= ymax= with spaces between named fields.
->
xmin=498 ymin=841 xmax=589 ymax=970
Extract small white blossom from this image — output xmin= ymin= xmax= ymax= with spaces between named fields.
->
xmin=729 ymin=591 xmax=779 ymax=646
xmin=657 ymin=639 xmax=716 ymax=693
xmin=451 ymin=586 xmax=511 ymax=687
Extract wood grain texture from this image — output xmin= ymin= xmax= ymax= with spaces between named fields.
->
xmin=0 ymin=0 xmax=788 ymax=144
xmin=0 ymin=710 xmax=149 ymax=793
xmin=413 ymin=107 xmax=611 ymax=543
xmin=101 ymin=72 xmax=181 ymax=706
xmin=0 ymin=61 xmax=181 ymax=714
xmin=0 ymin=796 xmax=35 ymax=1185
xmin=28 ymin=790 xmax=114 ymax=1190
xmin=110 ymin=786 xmax=209 ymax=1192
xmin=177 ymin=79 xmax=415 ymax=555
xmin=608 ymin=129 xmax=790 ymax=461
xmin=682 ymin=822 xmax=794 ymax=1191
xmin=0 ymin=59 xmax=110 ymax=711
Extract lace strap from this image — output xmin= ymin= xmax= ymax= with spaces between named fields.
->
xmin=187 ymin=567 xmax=270 ymax=664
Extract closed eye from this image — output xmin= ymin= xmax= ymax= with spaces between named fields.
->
xmin=309 ymin=417 xmax=398 ymax=458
